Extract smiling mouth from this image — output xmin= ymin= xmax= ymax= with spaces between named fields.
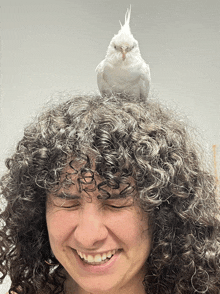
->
xmin=76 ymin=249 xmax=120 ymax=265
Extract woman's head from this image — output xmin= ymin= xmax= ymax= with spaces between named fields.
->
xmin=46 ymin=157 xmax=151 ymax=294
xmin=0 ymin=94 xmax=219 ymax=294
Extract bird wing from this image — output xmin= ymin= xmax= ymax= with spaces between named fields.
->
xmin=96 ymin=60 xmax=113 ymax=97
xmin=139 ymin=61 xmax=151 ymax=99
xmin=95 ymin=59 xmax=105 ymax=73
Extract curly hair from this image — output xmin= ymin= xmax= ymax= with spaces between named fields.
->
xmin=0 ymin=94 xmax=220 ymax=294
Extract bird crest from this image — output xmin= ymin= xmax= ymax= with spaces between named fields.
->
xmin=119 ymin=5 xmax=131 ymax=35
xmin=110 ymin=5 xmax=136 ymax=49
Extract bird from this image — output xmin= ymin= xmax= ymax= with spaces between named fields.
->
xmin=96 ymin=6 xmax=151 ymax=102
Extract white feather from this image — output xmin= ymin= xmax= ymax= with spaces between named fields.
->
xmin=96 ymin=6 xmax=151 ymax=102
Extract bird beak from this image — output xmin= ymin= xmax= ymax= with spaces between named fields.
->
xmin=121 ymin=48 xmax=126 ymax=60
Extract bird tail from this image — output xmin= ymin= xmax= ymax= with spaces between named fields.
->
xmin=119 ymin=5 xmax=131 ymax=33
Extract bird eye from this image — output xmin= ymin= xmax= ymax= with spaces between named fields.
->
xmin=114 ymin=45 xmax=117 ymax=49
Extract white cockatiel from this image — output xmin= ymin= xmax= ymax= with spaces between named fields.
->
xmin=96 ymin=7 xmax=151 ymax=102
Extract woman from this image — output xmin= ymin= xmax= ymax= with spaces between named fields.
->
xmin=0 ymin=94 xmax=220 ymax=294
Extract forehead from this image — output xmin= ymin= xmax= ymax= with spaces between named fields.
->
xmin=53 ymin=157 xmax=137 ymax=199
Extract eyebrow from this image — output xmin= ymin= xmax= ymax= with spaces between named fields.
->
xmin=108 ymin=193 xmax=128 ymax=199
xmin=54 ymin=192 xmax=129 ymax=201
xmin=54 ymin=193 xmax=81 ymax=200
xmin=97 ymin=192 xmax=130 ymax=200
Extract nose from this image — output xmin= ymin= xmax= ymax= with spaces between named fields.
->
xmin=73 ymin=203 xmax=108 ymax=249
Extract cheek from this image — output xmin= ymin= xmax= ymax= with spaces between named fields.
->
xmin=128 ymin=220 xmax=150 ymax=248
xmin=108 ymin=212 xmax=150 ymax=248
xmin=46 ymin=210 xmax=77 ymax=247
xmin=125 ymin=216 xmax=152 ymax=262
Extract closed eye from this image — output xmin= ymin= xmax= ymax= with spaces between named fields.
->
xmin=108 ymin=205 xmax=127 ymax=209
xmin=104 ymin=197 xmax=134 ymax=210
xmin=62 ymin=203 xmax=80 ymax=209
xmin=52 ymin=197 xmax=81 ymax=209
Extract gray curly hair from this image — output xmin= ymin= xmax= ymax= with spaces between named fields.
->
xmin=0 ymin=94 xmax=220 ymax=294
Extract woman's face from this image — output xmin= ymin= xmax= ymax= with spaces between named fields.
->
xmin=46 ymin=161 xmax=151 ymax=294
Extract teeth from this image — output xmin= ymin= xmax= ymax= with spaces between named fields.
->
xmin=87 ymin=255 xmax=93 ymax=263
xmin=94 ymin=254 xmax=102 ymax=262
xmin=106 ymin=251 xmax=112 ymax=258
xmin=76 ymin=249 xmax=117 ymax=264
xmin=78 ymin=252 xmax=83 ymax=258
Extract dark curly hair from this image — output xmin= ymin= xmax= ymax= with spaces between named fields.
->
xmin=0 ymin=94 xmax=220 ymax=294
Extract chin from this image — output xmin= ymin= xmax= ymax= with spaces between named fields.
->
xmin=77 ymin=279 xmax=120 ymax=294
